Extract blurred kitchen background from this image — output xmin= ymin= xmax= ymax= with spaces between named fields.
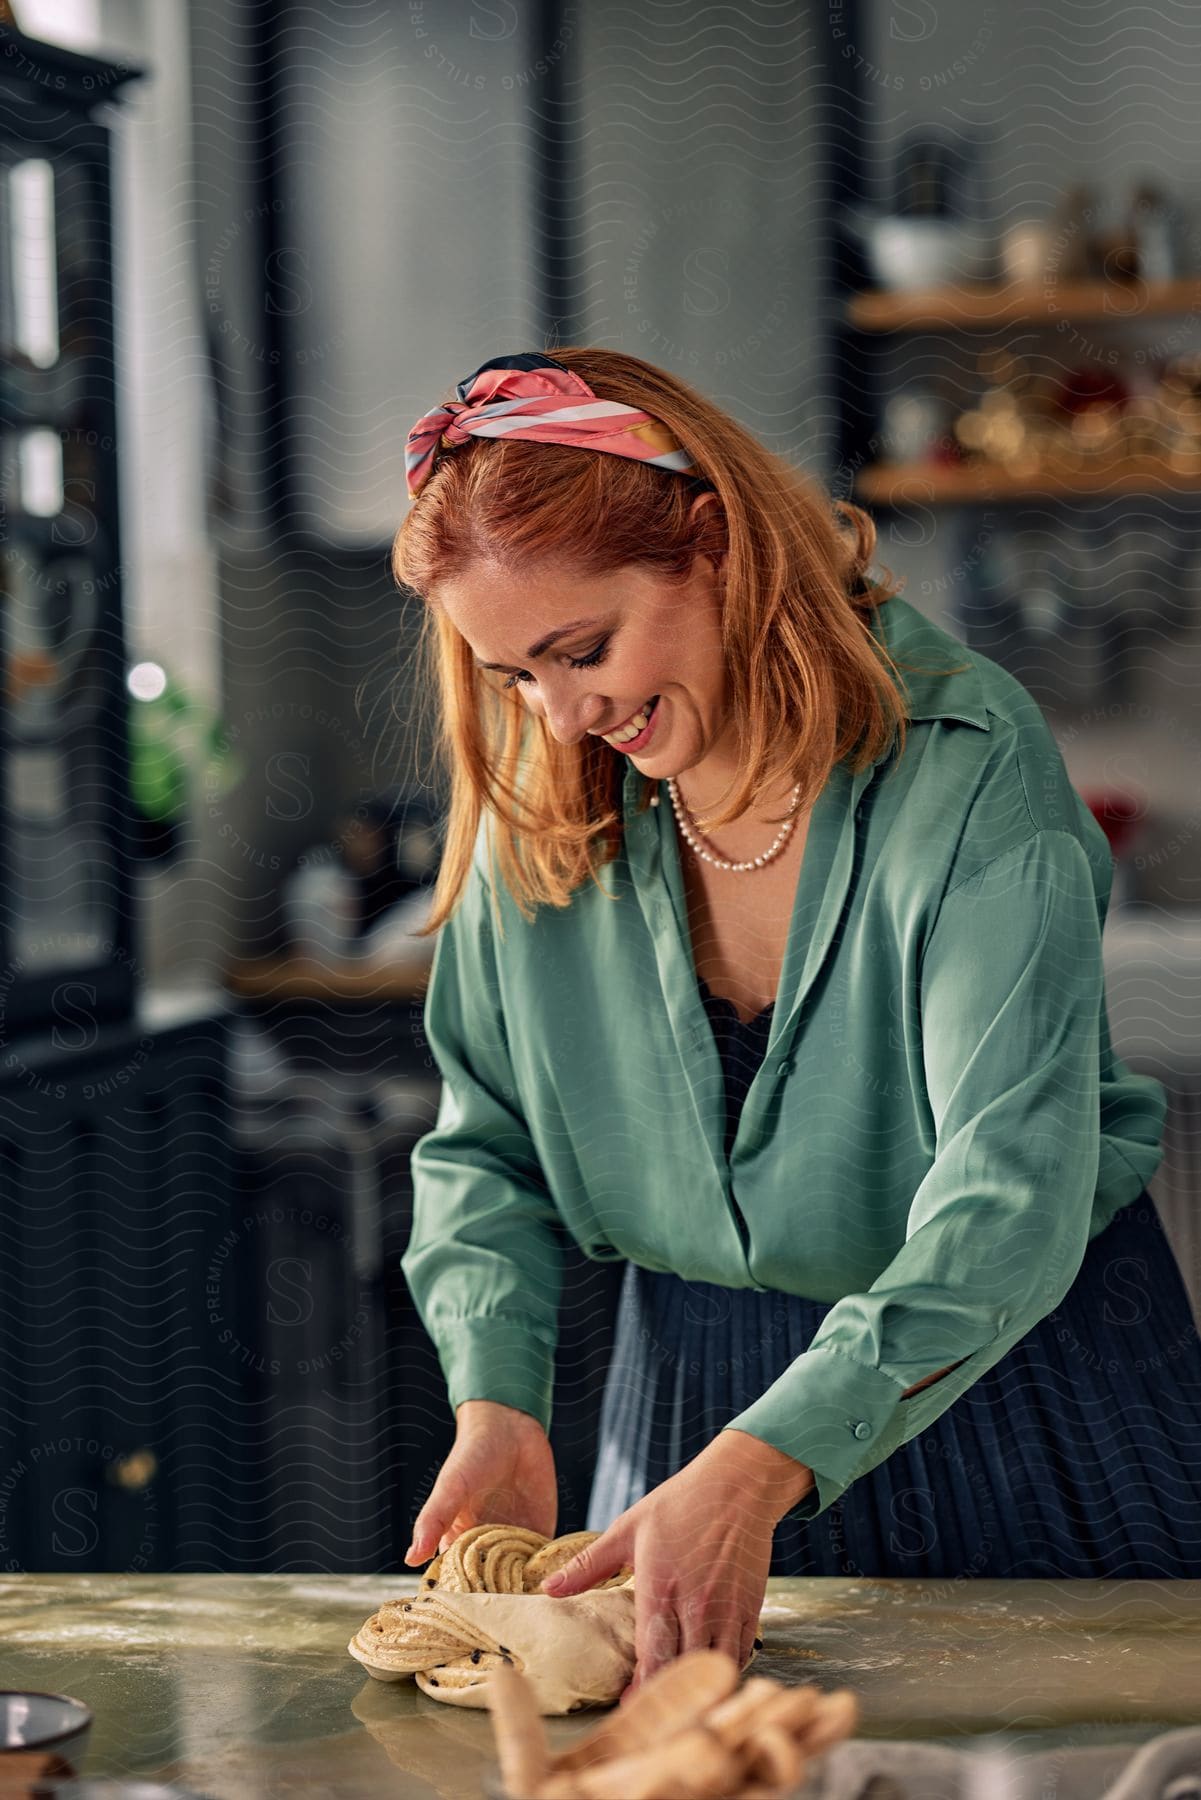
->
xmin=1 ymin=0 xmax=1198 ymax=1575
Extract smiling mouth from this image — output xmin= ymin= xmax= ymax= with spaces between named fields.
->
xmin=602 ymin=695 xmax=656 ymax=734
xmin=601 ymin=695 xmax=660 ymax=749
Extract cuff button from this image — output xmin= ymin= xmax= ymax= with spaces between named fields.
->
xmin=852 ymin=1420 xmax=872 ymax=1440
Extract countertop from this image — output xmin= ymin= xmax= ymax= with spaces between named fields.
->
xmin=1 ymin=1574 xmax=1198 ymax=1798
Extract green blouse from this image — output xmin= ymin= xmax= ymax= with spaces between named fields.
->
xmin=402 ymin=595 xmax=1167 ymax=1521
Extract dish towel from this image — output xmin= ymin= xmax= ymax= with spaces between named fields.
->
xmin=805 ymin=1724 xmax=1201 ymax=1799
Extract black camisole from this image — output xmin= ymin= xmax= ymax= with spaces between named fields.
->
xmin=697 ymin=977 xmax=776 ymax=1164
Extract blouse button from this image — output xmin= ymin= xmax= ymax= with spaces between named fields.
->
xmin=777 ymin=1058 xmax=795 ymax=1078
xmin=851 ymin=1420 xmax=872 ymax=1440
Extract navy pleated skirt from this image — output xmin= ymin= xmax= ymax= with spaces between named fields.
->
xmin=586 ymin=979 xmax=1201 ymax=1577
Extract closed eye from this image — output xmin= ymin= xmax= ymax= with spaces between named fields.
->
xmin=501 ymin=638 xmax=612 ymax=691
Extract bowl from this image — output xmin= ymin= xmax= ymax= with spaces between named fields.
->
xmin=0 ymin=1691 xmax=93 ymax=1790
xmin=844 ymin=209 xmax=994 ymax=290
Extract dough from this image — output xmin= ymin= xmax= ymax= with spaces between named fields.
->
xmin=347 ymin=1524 xmax=637 ymax=1714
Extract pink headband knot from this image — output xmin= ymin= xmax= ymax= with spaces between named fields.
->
xmin=405 ymin=352 xmax=701 ymax=499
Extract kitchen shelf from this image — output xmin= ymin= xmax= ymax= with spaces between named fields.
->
xmin=846 ymin=276 xmax=1201 ymax=332
xmin=855 ymin=455 xmax=1201 ymax=506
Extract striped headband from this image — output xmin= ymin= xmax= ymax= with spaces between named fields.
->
xmin=404 ymin=351 xmax=702 ymax=499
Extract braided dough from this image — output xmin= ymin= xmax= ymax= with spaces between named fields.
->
xmin=347 ymin=1525 xmax=638 ymax=1714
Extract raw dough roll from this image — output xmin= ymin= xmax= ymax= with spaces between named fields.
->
xmin=347 ymin=1523 xmax=637 ymax=1714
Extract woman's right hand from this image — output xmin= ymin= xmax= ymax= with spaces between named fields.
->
xmin=404 ymin=1399 xmax=559 ymax=1565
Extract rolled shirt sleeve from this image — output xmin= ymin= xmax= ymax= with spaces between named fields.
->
xmin=401 ymin=829 xmax=563 ymax=1433
xmin=722 ymin=829 xmax=1104 ymax=1520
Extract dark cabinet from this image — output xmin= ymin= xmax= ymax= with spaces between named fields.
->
xmin=0 ymin=1004 xmax=231 ymax=1572
xmin=0 ymin=24 xmax=241 ymax=1575
xmin=0 ymin=21 xmax=142 ymax=1036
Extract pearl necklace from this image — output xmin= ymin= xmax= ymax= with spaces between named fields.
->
xmin=660 ymin=776 xmax=803 ymax=873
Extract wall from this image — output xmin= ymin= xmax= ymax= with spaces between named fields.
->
xmin=571 ymin=1 xmax=836 ymax=476
xmin=270 ymin=1 xmax=543 ymax=544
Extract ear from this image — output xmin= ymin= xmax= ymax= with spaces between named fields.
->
xmin=686 ymin=490 xmax=728 ymax=582
xmin=686 ymin=489 xmax=718 ymax=529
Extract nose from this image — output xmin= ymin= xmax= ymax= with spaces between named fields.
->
xmin=530 ymin=684 xmax=607 ymax=745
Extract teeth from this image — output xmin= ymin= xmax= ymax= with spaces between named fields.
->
xmin=604 ymin=698 xmax=655 ymax=745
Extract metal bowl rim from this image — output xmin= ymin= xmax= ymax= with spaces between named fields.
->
xmin=0 ymin=1690 xmax=94 ymax=1750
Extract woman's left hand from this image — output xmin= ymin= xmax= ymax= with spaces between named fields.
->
xmin=537 ymin=1439 xmax=801 ymax=1698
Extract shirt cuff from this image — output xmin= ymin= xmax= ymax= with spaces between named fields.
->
xmin=435 ymin=1314 xmax=557 ymax=1435
xmin=720 ymin=1345 xmax=909 ymax=1520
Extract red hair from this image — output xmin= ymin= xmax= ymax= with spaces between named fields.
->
xmin=387 ymin=346 xmax=955 ymax=940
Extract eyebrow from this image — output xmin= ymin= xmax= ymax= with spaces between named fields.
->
xmin=473 ymin=615 xmax=608 ymax=672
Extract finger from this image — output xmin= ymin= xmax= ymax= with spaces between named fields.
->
xmin=711 ymin=1623 xmax=755 ymax=1672
xmin=698 ymin=1600 xmax=757 ymax=1672
xmin=406 ymin=1509 xmax=447 ymax=1564
xmin=540 ymin=1527 xmax=629 ymax=1595
xmin=633 ymin=1595 xmax=680 ymax=1689
xmin=703 ymin=1623 xmax=743 ymax=1667
xmin=406 ymin=1464 xmax=472 ymax=1563
xmin=681 ymin=1588 xmax=738 ymax=1655
xmin=438 ymin=1513 xmax=474 ymax=1555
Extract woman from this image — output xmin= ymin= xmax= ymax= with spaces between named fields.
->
xmin=396 ymin=349 xmax=1201 ymax=1694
